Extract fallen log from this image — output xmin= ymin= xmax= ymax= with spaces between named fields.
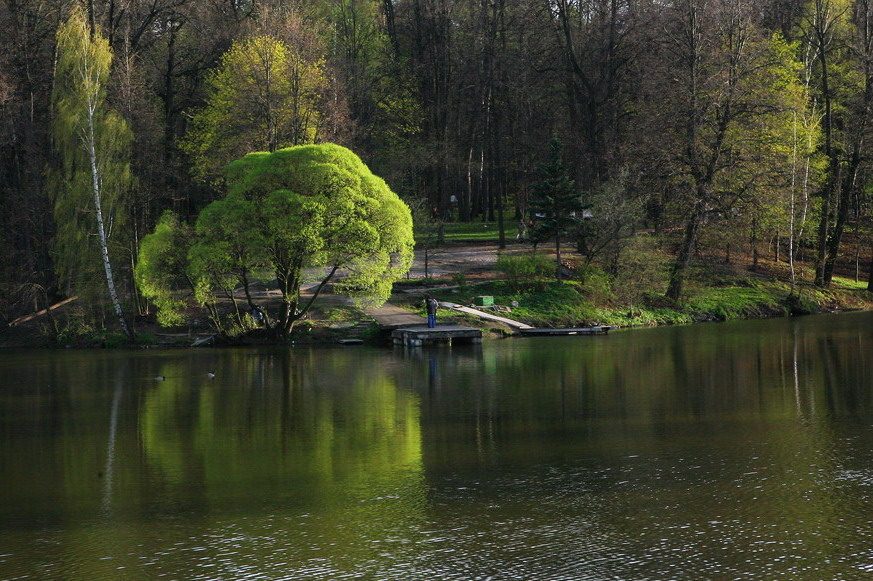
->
xmin=9 ymin=296 xmax=78 ymax=327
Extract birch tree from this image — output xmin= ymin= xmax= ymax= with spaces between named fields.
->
xmin=51 ymin=7 xmax=132 ymax=338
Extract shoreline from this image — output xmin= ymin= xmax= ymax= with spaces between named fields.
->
xmin=3 ymin=284 xmax=870 ymax=350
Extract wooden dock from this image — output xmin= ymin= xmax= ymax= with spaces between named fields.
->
xmin=518 ymin=326 xmax=611 ymax=336
xmin=392 ymin=325 xmax=482 ymax=347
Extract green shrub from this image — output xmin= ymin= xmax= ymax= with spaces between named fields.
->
xmin=575 ymin=265 xmax=614 ymax=303
xmin=496 ymin=253 xmax=554 ymax=289
xmin=611 ymin=234 xmax=670 ymax=303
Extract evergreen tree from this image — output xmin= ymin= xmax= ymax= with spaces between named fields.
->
xmin=529 ymin=138 xmax=587 ymax=278
xmin=50 ymin=7 xmax=133 ymax=338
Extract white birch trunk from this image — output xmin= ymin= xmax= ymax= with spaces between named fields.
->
xmin=789 ymin=110 xmax=797 ymax=291
xmin=85 ymin=88 xmax=131 ymax=339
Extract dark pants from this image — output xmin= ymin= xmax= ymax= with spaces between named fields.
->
xmin=427 ymin=314 xmax=436 ymax=328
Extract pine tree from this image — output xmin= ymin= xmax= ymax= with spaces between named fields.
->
xmin=50 ymin=7 xmax=133 ymax=339
xmin=529 ymin=138 xmax=587 ymax=278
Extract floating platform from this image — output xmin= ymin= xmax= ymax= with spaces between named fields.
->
xmin=392 ymin=325 xmax=482 ymax=347
xmin=518 ymin=326 xmax=612 ymax=337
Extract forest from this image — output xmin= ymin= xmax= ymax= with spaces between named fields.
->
xmin=1 ymin=0 xmax=873 ymax=339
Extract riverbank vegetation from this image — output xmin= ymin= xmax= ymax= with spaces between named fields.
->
xmin=1 ymin=0 xmax=873 ymax=346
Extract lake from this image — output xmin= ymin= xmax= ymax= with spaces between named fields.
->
xmin=1 ymin=312 xmax=872 ymax=579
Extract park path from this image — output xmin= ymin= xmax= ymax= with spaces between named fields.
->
xmin=363 ymin=303 xmax=426 ymax=329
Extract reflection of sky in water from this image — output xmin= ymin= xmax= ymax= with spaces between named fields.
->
xmin=0 ymin=311 xmax=872 ymax=579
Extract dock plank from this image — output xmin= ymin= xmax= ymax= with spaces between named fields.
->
xmin=438 ymin=302 xmax=533 ymax=330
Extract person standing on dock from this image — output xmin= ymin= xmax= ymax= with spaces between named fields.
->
xmin=426 ymin=296 xmax=439 ymax=328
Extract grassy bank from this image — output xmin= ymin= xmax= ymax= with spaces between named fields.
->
xmin=419 ymin=275 xmax=873 ymax=330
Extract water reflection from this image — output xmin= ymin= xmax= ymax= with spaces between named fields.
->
xmin=0 ymin=312 xmax=871 ymax=579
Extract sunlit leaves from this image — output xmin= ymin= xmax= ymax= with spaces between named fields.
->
xmin=181 ymin=35 xmax=328 ymax=183
xmin=49 ymin=7 xmax=133 ymax=297
xmin=136 ymin=144 xmax=414 ymax=333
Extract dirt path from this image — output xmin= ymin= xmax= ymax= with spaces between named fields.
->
xmin=363 ymin=303 xmax=426 ymax=329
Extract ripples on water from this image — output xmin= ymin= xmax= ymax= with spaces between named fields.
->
xmin=1 ymin=312 xmax=872 ymax=579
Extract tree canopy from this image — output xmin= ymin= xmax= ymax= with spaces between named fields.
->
xmin=137 ymin=143 xmax=414 ymax=337
xmin=181 ymin=35 xmax=329 ymax=183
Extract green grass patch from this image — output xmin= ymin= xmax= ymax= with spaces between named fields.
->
xmin=832 ymin=275 xmax=868 ymax=290
xmin=685 ymin=282 xmax=789 ymax=321
xmin=428 ymin=279 xmax=692 ymax=328
xmin=440 ymin=221 xmax=518 ymax=242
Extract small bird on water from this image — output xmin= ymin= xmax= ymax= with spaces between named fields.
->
xmin=206 ymin=372 xmax=215 ymax=379
xmin=154 ymin=375 xmax=165 ymax=381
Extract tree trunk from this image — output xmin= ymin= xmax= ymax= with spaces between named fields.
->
xmin=868 ymin=238 xmax=873 ymax=291
xmin=555 ymin=235 xmax=562 ymax=280
xmin=86 ymin=101 xmax=132 ymax=340
xmin=667 ymin=202 xmax=704 ymax=301
xmin=823 ymin=151 xmax=860 ymax=284
xmin=86 ymin=0 xmax=96 ymax=39
xmin=280 ymin=265 xmax=338 ymax=337
xmin=815 ymin=171 xmax=835 ymax=287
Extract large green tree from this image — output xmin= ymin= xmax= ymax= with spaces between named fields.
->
xmin=653 ymin=2 xmax=812 ymax=301
xmin=50 ymin=7 xmax=133 ymax=338
xmin=137 ymin=143 xmax=414 ymax=337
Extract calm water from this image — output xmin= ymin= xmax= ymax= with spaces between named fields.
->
xmin=1 ymin=312 xmax=872 ymax=580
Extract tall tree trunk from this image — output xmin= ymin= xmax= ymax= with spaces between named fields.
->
xmin=823 ymin=150 xmax=861 ymax=283
xmin=815 ymin=163 xmax=837 ymax=286
xmin=86 ymin=0 xmax=96 ymax=39
xmin=868 ymin=239 xmax=873 ymax=291
xmin=382 ymin=0 xmax=400 ymax=58
xmin=555 ymin=235 xmax=562 ymax=280
xmin=86 ymin=101 xmax=132 ymax=340
xmin=667 ymin=200 xmax=704 ymax=301
xmin=814 ymin=3 xmax=836 ymax=287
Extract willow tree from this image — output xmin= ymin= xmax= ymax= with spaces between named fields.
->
xmin=50 ymin=7 xmax=132 ymax=338
xmin=137 ymin=144 xmax=414 ymax=337
xmin=181 ymin=35 xmax=328 ymax=183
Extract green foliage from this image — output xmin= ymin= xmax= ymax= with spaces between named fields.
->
xmin=137 ymin=144 xmax=414 ymax=335
xmin=578 ymin=170 xmax=645 ymax=266
xmin=530 ymin=138 xmax=588 ymax=251
xmin=181 ymin=35 xmax=328 ymax=183
xmin=190 ymin=195 xmax=269 ymax=287
xmin=450 ymin=272 xmax=467 ymax=290
xmin=49 ymin=7 xmax=132 ymax=298
xmin=135 ymin=212 xmax=192 ymax=326
xmin=611 ymin=235 xmax=670 ymax=304
xmin=575 ymin=266 xmax=614 ymax=304
xmin=496 ymin=253 xmax=555 ymax=289
xmin=225 ymin=144 xmax=414 ymax=305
